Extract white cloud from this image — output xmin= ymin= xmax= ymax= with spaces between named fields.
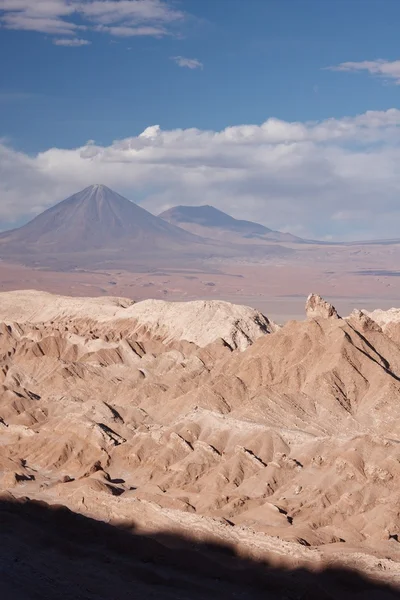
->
xmin=328 ymin=59 xmax=400 ymax=84
xmin=172 ymin=56 xmax=203 ymax=70
xmin=53 ymin=37 xmax=91 ymax=46
xmin=3 ymin=109 xmax=400 ymax=240
xmin=95 ymin=24 xmax=166 ymax=37
xmin=0 ymin=0 xmax=185 ymax=40
xmin=79 ymin=0 xmax=183 ymax=24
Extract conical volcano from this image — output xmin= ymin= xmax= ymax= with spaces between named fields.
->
xmin=0 ymin=185 xmax=199 ymax=253
xmin=0 ymin=185 xmax=294 ymax=270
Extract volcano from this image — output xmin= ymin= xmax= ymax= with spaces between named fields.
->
xmin=159 ymin=205 xmax=303 ymax=243
xmin=0 ymin=186 xmax=294 ymax=270
xmin=0 ymin=185 xmax=201 ymax=253
xmin=0 ymin=185 xmax=219 ymax=269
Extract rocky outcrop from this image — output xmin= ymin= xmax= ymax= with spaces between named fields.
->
xmin=0 ymin=291 xmax=277 ymax=351
xmin=305 ymin=293 xmax=340 ymax=320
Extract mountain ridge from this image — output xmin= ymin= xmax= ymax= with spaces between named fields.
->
xmin=2 ymin=290 xmax=400 ymax=585
xmin=159 ymin=204 xmax=303 ymax=243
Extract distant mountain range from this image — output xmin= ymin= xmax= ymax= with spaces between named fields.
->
xmin=158 ymin=205 xmax=303 ymax=243
xmin=0 ymin=185 xmax=294 ymax=270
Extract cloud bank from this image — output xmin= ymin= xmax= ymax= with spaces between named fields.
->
xmin=0 ymin=0 xmax=185 ymax=43
xmin=2 ymin=109 xmax=400 ymax=240
xmin=329 ymin=59 xmax=400 ymax=84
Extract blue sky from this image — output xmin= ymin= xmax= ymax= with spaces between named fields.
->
xmin=1 ymin=0 xmax=400 ymax=240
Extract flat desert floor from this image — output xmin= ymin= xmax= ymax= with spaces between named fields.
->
xmin=1 ymin=258 xmax=400 ymax=321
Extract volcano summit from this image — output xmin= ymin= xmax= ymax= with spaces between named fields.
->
xmin=0 ymin=185 xmax=292 ymax=270
xmin=0 ymin=184 xmax=200 ymax=253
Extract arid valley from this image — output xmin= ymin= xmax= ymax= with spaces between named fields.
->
xmin=3 ymin=3 xmax=400 ymax=596
xmin=1 ymin=185 xmax=400 ymax=324
xmin=2 ymin=185 xmax=400 ymax=597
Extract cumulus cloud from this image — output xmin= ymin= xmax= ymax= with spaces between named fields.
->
xmin=2 ymin=109 xmax=400 ymax=240
xmin=172 ymin=56 xmax=203 ymax=70
xmin=53 ymin=37 xmax=91 ymax=46
xmin=0 ymin=0 xmax=185 ymax=40
xmin=328 ymin=59 xmax=400 ymax=84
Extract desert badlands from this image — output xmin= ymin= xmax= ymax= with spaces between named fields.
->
xmin=5 ymin=0 xmax=400 ymax=595
xmin=2 ymin=290 xmax=400 ymax=597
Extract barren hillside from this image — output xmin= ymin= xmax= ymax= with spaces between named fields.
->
xmin=1 ymin=291 xmax=400 ymax=595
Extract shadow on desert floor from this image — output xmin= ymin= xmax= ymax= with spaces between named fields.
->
xmin=0 ymin=496 xmax=399 ymax=599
